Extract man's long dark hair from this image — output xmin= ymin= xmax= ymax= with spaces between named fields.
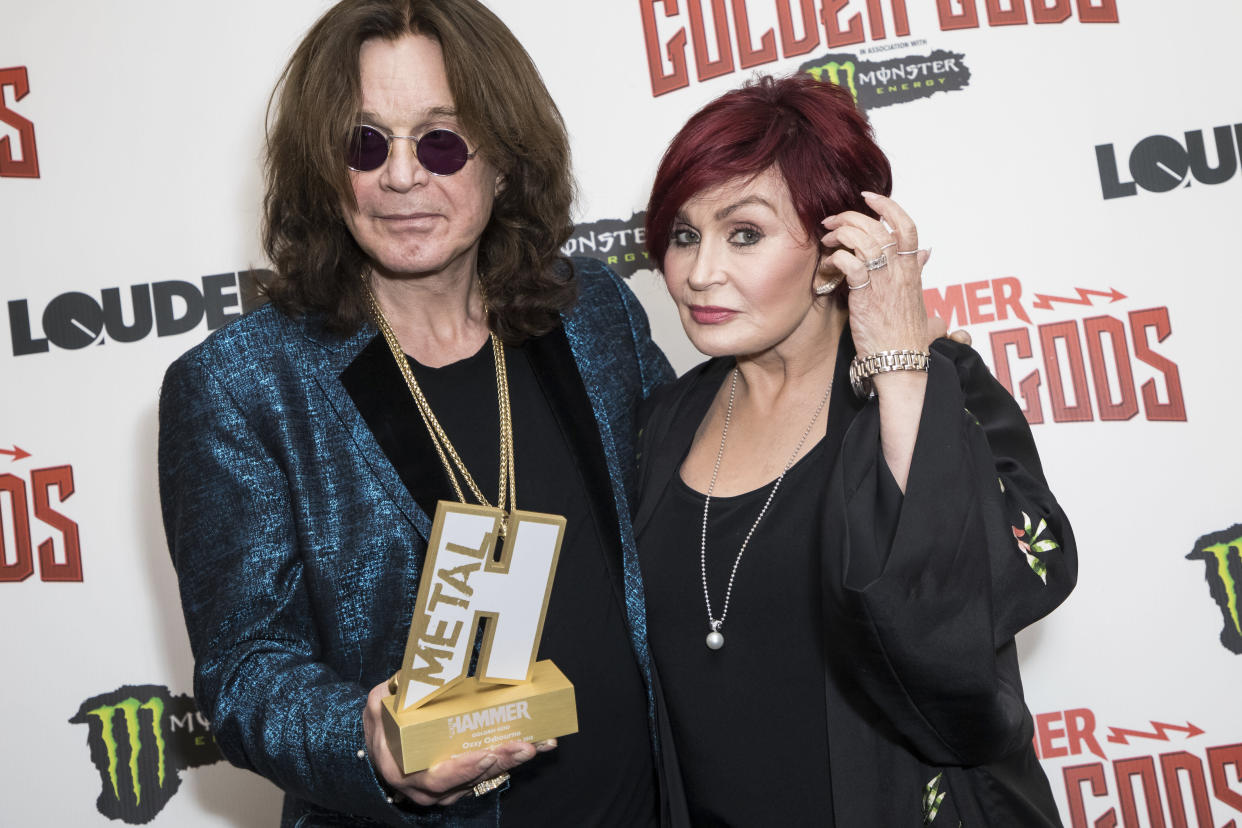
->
xmin=262 ymin=0 xmax=577 ymax=341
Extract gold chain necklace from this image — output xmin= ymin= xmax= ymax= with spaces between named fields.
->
xmin=364 ymin=280 xmax=517 ymax=529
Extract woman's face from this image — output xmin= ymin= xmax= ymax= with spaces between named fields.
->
xmin=662 ymin=168 xmax=828 ymax=358
xmin=343 ymin=34 xmax=502 ymax=283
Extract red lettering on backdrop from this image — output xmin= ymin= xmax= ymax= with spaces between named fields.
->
xmin=689 ymin=0 xmax=736 ymax=81
xmin=887 ymin=0 xmax=911 ymax=37
xmin=1031 ymin=0 xmax=1072 ymax=24
xmin=1065 ymin=708 xmax=1108 ymax=761
xmin=993 ymin=277 xmax=1033 ymax=324
xmin=964 ymin=280 xmax=996 ymax=323
xmin=0 ymin=474 xmax=35 ymax=581
xmin=985 ymin=0 xmax=1028 ymax=25
xmin=777 ymin=0 xmax=821 ymax=56
xmin=1064 ymin=762 xmax=1116 ymax=828
xmin=1158 ymin=751 xmax=1213 ymax=828
xmin=1078 ymin=0 xmax=1119 ymax=23
xmin=937 ymin=0 xmax=981 ymax=30
xmin=1083 ymin=315 xmax=1139 ymax=421
xmin=31 ymin=465 xmax=83 ymax=582
xmin=866 ymin=0 xmax=886 ymax=39
xmin=1113 ymin=756 xmax=1167 ymax=828
xmin=1040 ymin=320 xmax=1093 ymax=422
xmin=924 ymin=284 xmax=968 ymax=330
xmin=730 ymin=0 xmax=777 ymax=67
xmin=822 ymin=0 xmax=865 ymax=47
xmin=925 ymin=278 xmax=1031 ymax=328
xmin=0 ymin=465 xmax=82 ymax=583
xmin=990 ymin=327 xmax=1044 ymax=424
xmin=1037 ymin=711 xmax=1070 ymax=758
xmin=642 ymin=0 xmax=690 ymax=96
xmin=1129 ymin=307 xmax=1186 ymax=421
xmin=0 ymin=66 xmax=40 ymax=179
xmin=1207 ymin=744 xmax=1242 ymax=811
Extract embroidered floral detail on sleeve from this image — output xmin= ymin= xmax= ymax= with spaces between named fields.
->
xmin=1012 ymin=510 xmax=1057 ymax=584
xmin=923 ymin=772 xmax=947 ymax=824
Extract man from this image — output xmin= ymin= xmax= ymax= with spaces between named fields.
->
xmin=159 ymin=1 xmax=673 ymax=824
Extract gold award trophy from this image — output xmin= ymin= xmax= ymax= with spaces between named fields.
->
xmin=381 ymin=501 xmax=578 ymax=773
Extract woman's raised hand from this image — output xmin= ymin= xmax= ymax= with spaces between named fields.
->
xmin=821 ymin=192 xmax=932 ymax=357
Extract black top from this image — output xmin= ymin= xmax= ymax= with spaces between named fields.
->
xmin=342 ymin=332 xmax=657 ymax=827
xmin=641 ymin=436 xmax=834 ymax=825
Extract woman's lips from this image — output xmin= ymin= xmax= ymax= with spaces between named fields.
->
xmin=689 ymin=305 xmax=737 ymax=324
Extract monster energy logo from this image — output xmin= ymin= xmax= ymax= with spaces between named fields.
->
xmin=1187 ymin=524 xmax=1242 ymax=654
xmin=70 ymin=684 xmax=223 ymax=824
xmin=799 ymin=49 xmax=971 ymax=113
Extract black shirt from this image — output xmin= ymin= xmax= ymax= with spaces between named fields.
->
xmin=341 ymin=332 xmax=657 ymax=827
xmin=640 ymin=434 xmax=834 ymax=826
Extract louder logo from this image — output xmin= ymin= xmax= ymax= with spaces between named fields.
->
xmin=7 ymin=269 xmax=269 ymax=357
xmin=0 ymin=65 xmax=39 ymax=178
xmin=1096 ymin=122 xmax=1241 ymax=199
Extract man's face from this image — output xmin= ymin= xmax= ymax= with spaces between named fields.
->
xmin=343 ymin=34 xmax=501 ymax=283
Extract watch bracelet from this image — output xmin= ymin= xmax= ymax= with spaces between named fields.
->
xmin=849 ymin=348 xmax=930 ymax=398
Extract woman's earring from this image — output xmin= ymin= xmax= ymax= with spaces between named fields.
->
xmin=814 ymin=274 xmax=844 ymax=296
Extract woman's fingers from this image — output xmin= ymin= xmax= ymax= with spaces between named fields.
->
xmin=825 ymin=194 xmax=931 ymax=356
xmin=861 ymin=191 xmax=918 ymax=253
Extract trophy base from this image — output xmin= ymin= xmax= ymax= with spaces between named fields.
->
xmin=381 ymin=659 xmax=578 ymax=774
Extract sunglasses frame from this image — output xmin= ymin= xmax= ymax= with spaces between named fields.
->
xmin=346 ymin=124 xmax=477 ymax=176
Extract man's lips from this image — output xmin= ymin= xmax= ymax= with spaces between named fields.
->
xmin=689 ymin=305 xmax=737 ymax=324
xmin=377 ymin=212 xmax=440 ymax=226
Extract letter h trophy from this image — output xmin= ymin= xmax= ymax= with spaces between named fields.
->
xmin=382 ymin=502 xmax=578 ymax=772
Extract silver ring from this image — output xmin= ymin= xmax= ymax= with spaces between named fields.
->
xmin=880 ymin=241 xmax=897 ymax=251
xmin=864 ymin=253 xmax=888 ymax=272
xmin=472 ymin=772 xmax=510 ymax=797
xmin=896 ymin=248 xmax=920 ymax=255
xmin=848 ymin=278 xmax=871 ymax=291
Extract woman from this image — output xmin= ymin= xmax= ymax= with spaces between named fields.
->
xmin=635 ymin=75 xmax=1075 ymax=825
xmin=159 ymin=1 xmax=671 ymax=825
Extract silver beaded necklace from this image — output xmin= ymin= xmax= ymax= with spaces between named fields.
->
xmin=700 ymin=367 xmax=834 ymax=650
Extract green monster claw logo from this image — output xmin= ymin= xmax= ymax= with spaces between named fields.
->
xmin=1187 ymin=524 xmax=1242 ymax=654
xmin=89 ymin=697 xmax=167 ymax=807
xmin=69 ymin=685 xmax=223 ymax=824
xmin=802 ymin=59 xmax=859 ymax=103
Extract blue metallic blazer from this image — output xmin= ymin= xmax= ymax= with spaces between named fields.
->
xmin=158 ymin=259 xmax=673 ymax=827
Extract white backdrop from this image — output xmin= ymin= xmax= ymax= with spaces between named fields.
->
xmin=3 ymin=1 xmax=1241 ymax=825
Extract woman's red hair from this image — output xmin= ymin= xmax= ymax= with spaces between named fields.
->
xmin=645 ymin=74 xmax=892 ymax=268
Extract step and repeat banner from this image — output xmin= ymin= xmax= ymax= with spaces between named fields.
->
xmin=3 ymin=1 xmax=1240 ymax=825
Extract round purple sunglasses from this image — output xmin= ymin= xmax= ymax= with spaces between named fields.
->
xmin=346 ymin=125 xmax=476 ymax=175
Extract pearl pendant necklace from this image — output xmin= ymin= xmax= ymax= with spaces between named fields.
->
xmin=700 ymin=368 xmax=833 ymax=651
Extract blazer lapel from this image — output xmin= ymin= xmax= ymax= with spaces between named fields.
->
xmin=299 ymin=315 xmax=433 ymax=541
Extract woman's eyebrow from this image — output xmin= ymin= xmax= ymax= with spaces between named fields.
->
xmin=715 ymin=195 xmax=777 ymax=220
